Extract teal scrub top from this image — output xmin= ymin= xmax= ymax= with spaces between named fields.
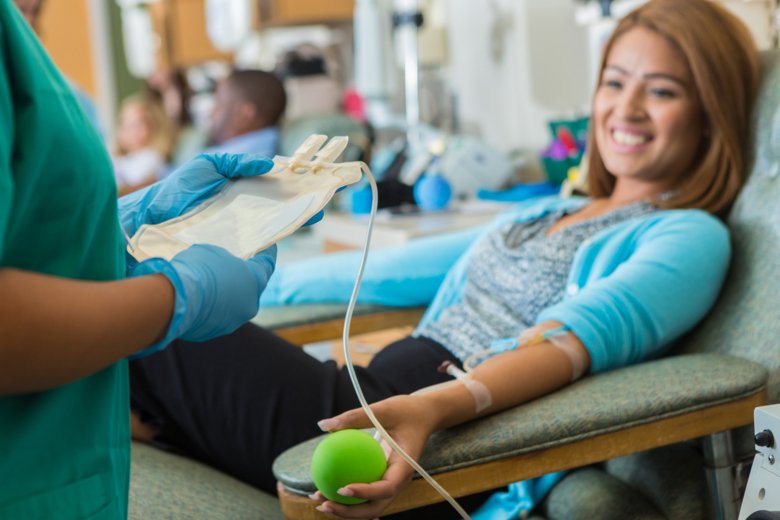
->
xmin=0 ymin=2 xmax=129 ymax=518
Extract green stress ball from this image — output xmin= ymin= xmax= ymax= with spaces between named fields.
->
xmin=310 ymin=429 xmax=388 ymax=505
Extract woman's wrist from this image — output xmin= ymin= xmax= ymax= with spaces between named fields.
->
xmin=412 ymin=381 xmax=478 ymax=431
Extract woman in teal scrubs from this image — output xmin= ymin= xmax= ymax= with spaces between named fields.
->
xmin=0 ymin=2 xmax=277 ymax=517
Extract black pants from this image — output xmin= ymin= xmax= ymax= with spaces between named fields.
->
xmin=129 ymin=323 xmax=461 ymax=494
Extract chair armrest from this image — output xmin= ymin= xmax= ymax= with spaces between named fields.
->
xmin=252 ymin=304 xmax=425 ymax=345
xmin=130 ymin=442 xmax=285 ymax=520
xmin=274 ymin=353 xmax=768 ymax=517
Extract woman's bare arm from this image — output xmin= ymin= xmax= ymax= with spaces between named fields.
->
xmin=419 ymin=326 xmax=588 ymax=431
xmin=0 ymin=267 xmax=174 ymax=395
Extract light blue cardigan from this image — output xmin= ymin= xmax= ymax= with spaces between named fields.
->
xmin=261 ymin=196 xmax=730 ymax=374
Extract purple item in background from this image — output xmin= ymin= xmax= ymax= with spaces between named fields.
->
xmin=541 ymin=139 xmax=569 ymax=160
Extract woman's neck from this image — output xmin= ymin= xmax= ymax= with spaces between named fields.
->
xmin=607 ymin=179 xmax=675 ymax=209
xmin=546 ymin=197 xmax=635 ymax=236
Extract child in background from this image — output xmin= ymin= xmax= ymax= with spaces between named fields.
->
xmin=113 ymin=94 xmax=173 ymax=195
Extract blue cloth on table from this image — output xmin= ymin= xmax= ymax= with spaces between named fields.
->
xmin=477 ymin=182 xmax=560 ymax=202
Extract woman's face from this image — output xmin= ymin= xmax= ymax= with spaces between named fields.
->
xmin=593 ymin=27 xmax=703 ymax=197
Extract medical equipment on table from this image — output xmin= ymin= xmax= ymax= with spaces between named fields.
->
xmin=738 ymin=404 xmax=780 ymax=519
xmin=126 ymin=135 xmax=362 ymax=262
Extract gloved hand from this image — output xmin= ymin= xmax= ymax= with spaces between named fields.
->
xmin=304 ymin=209 xmax=325 ymax=226
xmin=119 ymin=153 xmax=275 ymax=240
xmin=119 ymin=152 xmax=324 ymax=270
xmin=129 ymin=243 xmax=277 ymax=358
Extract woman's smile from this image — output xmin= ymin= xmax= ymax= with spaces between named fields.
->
xmin=609 ymin=125 xmax=654 ymax=151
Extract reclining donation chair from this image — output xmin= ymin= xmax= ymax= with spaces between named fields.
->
xmin=128 ymin=49 xmax=779 ymax=519
xmin=271 ymin=49 xmax=780 ymax=520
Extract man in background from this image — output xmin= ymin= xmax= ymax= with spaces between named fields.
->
xmin=205 ymin=69 xmax=287 ymax=157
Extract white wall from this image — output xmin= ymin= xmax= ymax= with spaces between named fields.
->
xmin=444 ymin=0 xmax=590 ymax=152
xmin=443 ymin=0 xmax=778 ymax=153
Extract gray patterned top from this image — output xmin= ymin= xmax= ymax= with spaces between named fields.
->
xmin=418 ymin=202 xmax=658 ymax=362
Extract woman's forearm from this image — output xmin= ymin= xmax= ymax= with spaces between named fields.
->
xmin=416 ymin=329 xmax=589 ymax=432
xmin=0 ymin=267 xmax=174 ymax=394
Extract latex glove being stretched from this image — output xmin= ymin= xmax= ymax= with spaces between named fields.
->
xmin=118 ymin=153 xmax=277 ymax=356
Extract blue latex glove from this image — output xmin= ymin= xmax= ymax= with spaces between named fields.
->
xmin=129 ymin=243 xmax=277 ymax=358
xmin=119 ymin=152 xmax=323 ymax=269
xmin=304 ymin=209 xmax=325 ymax=226
xmin=119 ymin=153 xmax=275 ymax=240
xmin=120 ymin=153 xmax=281 ymax=357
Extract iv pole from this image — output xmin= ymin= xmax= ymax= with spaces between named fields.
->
xmin=393 ymin=0 xmax=424 ymax=146
xmin=354 ymin=0 xmax=435 ymax=190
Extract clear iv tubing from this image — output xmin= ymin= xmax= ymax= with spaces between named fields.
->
xmin=461 ymin=325 xmax=571 ymax=373
xmin=341 ymin=163 xmax=471 ymax=520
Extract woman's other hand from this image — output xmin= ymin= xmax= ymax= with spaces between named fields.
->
xmin=311 ymin=395 xmax=438 ymax=519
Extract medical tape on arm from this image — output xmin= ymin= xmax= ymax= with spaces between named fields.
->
xmin=546 ymin=331 xmax=588 ymax=382
xmin=516 ymin=324 xmax=587 ymax=382
xmin=438 ymin=362 xmax=493 ymax=413
xmin=462 ymin=375 xmax=492 ymax=412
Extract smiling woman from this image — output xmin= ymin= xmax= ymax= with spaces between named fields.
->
xmin=593 ymin=27 xmax=704 ymax=201
xmin=587 ymin=0 xmax=759 ymax=217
